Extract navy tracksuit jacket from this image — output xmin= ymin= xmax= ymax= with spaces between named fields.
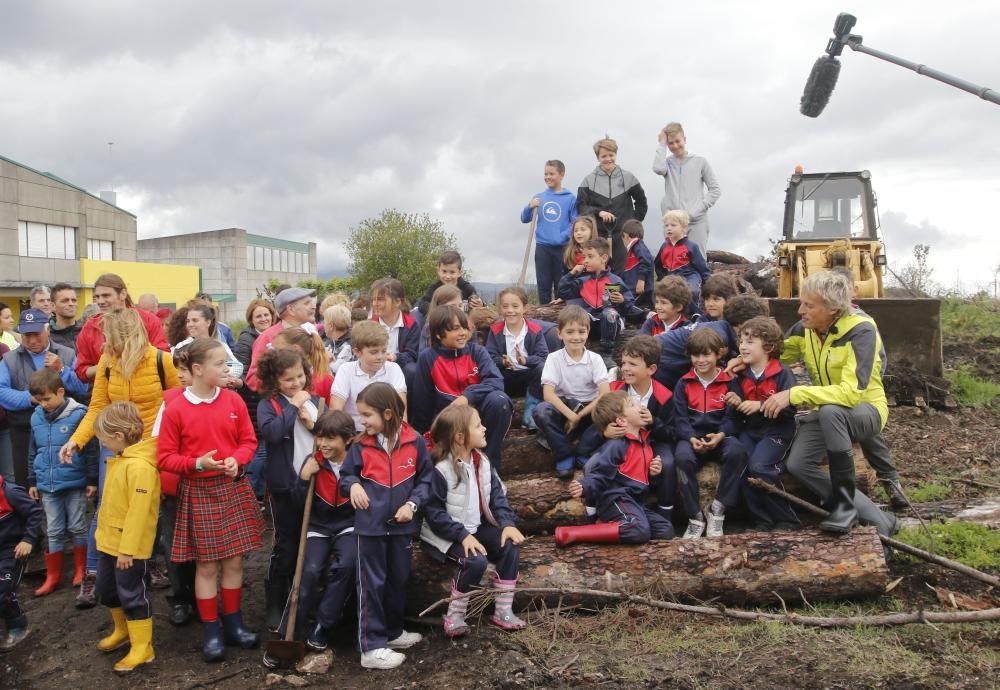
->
xmin=484 ymin=319 xmax=549 ymax=399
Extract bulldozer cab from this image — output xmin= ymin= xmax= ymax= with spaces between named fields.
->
xmin=776 ymin=170 xmax=886 ymax=299
xmin=783 ymin=171 xmax=877 ymax=241
xmin=770 ymin=169 xmax=943 ymax=378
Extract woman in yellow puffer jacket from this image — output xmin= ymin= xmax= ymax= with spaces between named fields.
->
xmin=58 ymin=308 xmax=180 ymax=606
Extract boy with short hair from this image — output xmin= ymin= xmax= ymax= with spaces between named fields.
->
xmin=640 ymin=276 xmax=691 ymax=336
xmin=26 ymin=368 xmax=96 ymax=596
xmin=654 ymin=209 xmax=711 ymax=310
xmin=556 ymin=237 xmax=634 ymax=358
xmin=724 ymin=317 xmax=799 ymax=530
xmin=556 ymin=390 xmax=672 ymax=545
xmin=416 ymin=251 xmax=484 ymax=316
xmin=672 ymin=328 xmax=749 ymax=539
xmin=263 ymin=410 xmax=357 ymax=665
xmin=331 ymin=321 xmax=407 ymax=431
xmin=0 ymin=471 xmax=44 ymax=650
xmin=412 ymin=305 xmax=512 ymax=468
xmin=654 ymin=294 xmax=768 ymax=391
xmin=700 ymin=274 xmax=738 ymax=322
xmin=579 ymin=335 xmax=677 ymax=522
xmin=620 ymin=219 xmax=654 ymax=309
xmin=531 ymin=306 xmax=611 ymax=478
xmin=521 ymin=160 xmax=578 ymax=305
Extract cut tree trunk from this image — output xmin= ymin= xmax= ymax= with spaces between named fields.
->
xmin=407 ymin=527 xmax=888 ymax=614
xmin=706 ymin=249 xmax=752 ymax=265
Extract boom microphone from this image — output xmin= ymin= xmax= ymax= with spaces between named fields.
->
xmin=800 ymin=55 xmax=841 ymax=117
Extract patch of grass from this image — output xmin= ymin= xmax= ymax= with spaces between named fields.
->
xmin=895 ymin=522 xmax=1000 ymax=569
xmin=905 ymin=481 xmax=953 ymax=503
xmin=941 ymin=297 xmax=1000 ymax=344
xmin=946 ymin=366 xmax=1000 ymax=407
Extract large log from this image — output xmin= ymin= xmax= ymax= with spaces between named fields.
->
xmin=407 ymin=527 xmax=888 ymax=614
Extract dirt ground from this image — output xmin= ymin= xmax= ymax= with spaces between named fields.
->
xmin=4 ymin=318 xmax=999 ymax=689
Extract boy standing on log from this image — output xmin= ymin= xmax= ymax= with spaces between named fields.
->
xmin=556 ymin=390 xmax=673 ymax=545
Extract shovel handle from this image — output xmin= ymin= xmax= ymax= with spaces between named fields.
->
xmin=284 ymin=474 xmax=316 ymax=642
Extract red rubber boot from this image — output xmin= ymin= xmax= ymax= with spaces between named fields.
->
xmin=72 ymin=546 xmax=88 ymax=586
xmin=34 ymin=551 xmax=64 ymax=596
xmin=554 ymin=522 xmax=621 ymax=547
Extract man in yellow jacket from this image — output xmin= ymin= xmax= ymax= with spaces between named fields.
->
xmin=761 ymin=272 xmax=897 ymax=538
xmin=91 ymin=402 xmax=161 ymax=674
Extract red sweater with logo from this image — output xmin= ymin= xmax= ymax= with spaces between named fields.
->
xmin=579 ymin=429 xmax=659 ymax=506
xmin=556 ymin=269 xmax=634 ymax=316
xmin=157 ymin=388 xmax=257 ymax=479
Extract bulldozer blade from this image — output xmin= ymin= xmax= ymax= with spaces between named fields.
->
xmin=767 ymin=298 xmax=943 ymax=378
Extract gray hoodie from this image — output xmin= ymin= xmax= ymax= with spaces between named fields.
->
xmin=651 ymin=145 xmax=721 ymax=221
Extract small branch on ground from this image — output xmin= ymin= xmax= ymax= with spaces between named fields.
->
xmin=422 ymin=585 xmax=1000 ymax=628
xmin=747 ymin=478 xmax=1000 ymax=588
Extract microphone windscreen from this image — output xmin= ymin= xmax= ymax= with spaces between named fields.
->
xmin=800 ymin=55 xmax=841 ymax=117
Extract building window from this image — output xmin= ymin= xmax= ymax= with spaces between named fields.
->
xmin=18 ymin=221 xmax=77 ymax=259
xmin=246 ymin=245 xmax=254 ymax=267
xmin=246 ymin=244 xmax=309 ymax=273
xmin=86 ymin=238 xmax=114 ymax=261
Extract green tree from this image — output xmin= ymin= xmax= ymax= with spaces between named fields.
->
xmin=345 ymin=209 xmax=456 ymax=301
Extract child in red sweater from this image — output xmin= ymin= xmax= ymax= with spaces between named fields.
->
xmin=157 ymin=337 xmax=263 ymax=663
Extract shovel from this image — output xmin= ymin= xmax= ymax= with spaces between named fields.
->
xmin=264 ymin=473 xmax=316 ymax=665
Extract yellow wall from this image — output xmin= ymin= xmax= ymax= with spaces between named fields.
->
xmin=79 ymin=259 xmax=200 ymax=312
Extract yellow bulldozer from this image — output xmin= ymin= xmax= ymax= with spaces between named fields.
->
xmin=767 ymin=169 xmax=943 ymax=377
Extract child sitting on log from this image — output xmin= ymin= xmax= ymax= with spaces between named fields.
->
xmin=724 ymin=316 xmax=800 ymax=531
xmin=420 ymin=405 xmax=526 ymax=636
xmin=557 ymin=390 xmax=673 ymax=545
xmin=673 ymin=328 xmax=749 ymax=539
xmin=640 ymin=276 xmax=692 ymax=336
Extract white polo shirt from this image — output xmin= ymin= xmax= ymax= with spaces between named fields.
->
xmin=540 ymin=348 xmax=609 ymax=403
xmin=332 ymin=360 xmax=407 ymax=430
xmin=503 ymin=322 xmax=528 ymax=371
xmin=378 ymin=313 xmax=405 ymax=356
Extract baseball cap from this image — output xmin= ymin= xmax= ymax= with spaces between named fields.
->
xmin=17 ymin=308 xmax=49 ymax=334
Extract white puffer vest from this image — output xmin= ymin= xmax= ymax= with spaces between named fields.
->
xmin=420 ymin=451 xmax=503 ymax=556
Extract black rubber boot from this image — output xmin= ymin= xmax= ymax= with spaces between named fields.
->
xmin=264 ymin=579 xmax=288 ymax=633
xmin=820 ymin=450 xmax=859 ymax=534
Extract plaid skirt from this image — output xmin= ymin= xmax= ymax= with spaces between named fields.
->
xmin=171 ymin=473 xmax=264 ymax=563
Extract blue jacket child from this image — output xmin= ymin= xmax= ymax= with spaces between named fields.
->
xmin=557 ymin=268 xmax=634 ymax=354
xmin=27 ymin=398 xmax=96 ymax=493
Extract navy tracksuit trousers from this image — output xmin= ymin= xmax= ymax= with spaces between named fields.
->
xmin=444 ymin=522 xmax=519 ymax=593
xmin=600 ymin=495 xmax=674 ymax=543
xmin=532 ymin=399 xmax=594 ymax=464
xmin=737 ymin=431 xmax=800 ymax=527
xmin=356 ymin=534 xmax=412 ymax=652
xmin=0 ymin=548 xmax=27 ymax=630
xmin=95 ymin=552 xmax=152 ymax=620
xmin=268 ymin=493 xmax=302 ymax=585
xmin=675 ymin=437 xmax=747 ymax=518
xmin=278 ymin=531 xmax=356 ymax=637
xmin=473 ymin=391 xmax=513 ymax=470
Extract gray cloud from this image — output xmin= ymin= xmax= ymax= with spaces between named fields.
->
xmin=2 ymin=1 xmax=998 ymax=288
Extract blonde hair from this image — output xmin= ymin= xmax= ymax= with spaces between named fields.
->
xmin=664 ymin=122 xmax=684 ymax=137
xmin=273 ymin=327 xmax=327 ymax=378
xmin=94 ymin=401 xmax=144 ymax=446
xmin=430 ymin=284 xmax=462 ymax=310
xmin=592 ymin=137 xmax=618 ymax=156
xmin=319 ymin=292 xmax=351 ymax=314
xmin=350 ymin=320 xmax=388 ymax=350
xmin=564 ymin=215 xmax=599 ymax=269
xmin=102 ymin=309 xmax=150 ymax=379
xmin=323 ymin=304 xmax=351 ymax=331
xmin=662 ymin=209 xmax=690 ymax=227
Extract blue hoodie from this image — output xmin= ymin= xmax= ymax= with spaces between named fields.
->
xmin=521 ymin=188 xmax=578 ymax=248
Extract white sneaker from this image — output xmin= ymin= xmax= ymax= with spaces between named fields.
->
xmin=361 ymin=647 xmax=405 ymax=670
xmin=386 ymin=630 xmax=423 ymax=649
xmin=706 ymin=511 xmax=725 ymax=538
xmin=683 ymin=517 xmax=705 ymax=539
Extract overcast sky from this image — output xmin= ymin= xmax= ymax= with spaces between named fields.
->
xmin=3 ymin=2 xmax=998 ymax=292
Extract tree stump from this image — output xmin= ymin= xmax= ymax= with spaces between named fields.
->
xmin=407 ymin=527 xmax=888 ymax=614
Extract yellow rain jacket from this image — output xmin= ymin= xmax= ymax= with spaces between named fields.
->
xmin=95 ymin=436 xmax=161 ymax=559
xmin=781 ymin=311 xmax=889 ymax=429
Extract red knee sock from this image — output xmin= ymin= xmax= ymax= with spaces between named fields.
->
xmin=196 ymin=596 xmax=219 ymax=623
xmin=221 ymin=587 xmax=241 ymax=615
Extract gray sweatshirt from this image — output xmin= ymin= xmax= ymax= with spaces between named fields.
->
xmin=651 ymin=146 xmax=721 ymax=221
